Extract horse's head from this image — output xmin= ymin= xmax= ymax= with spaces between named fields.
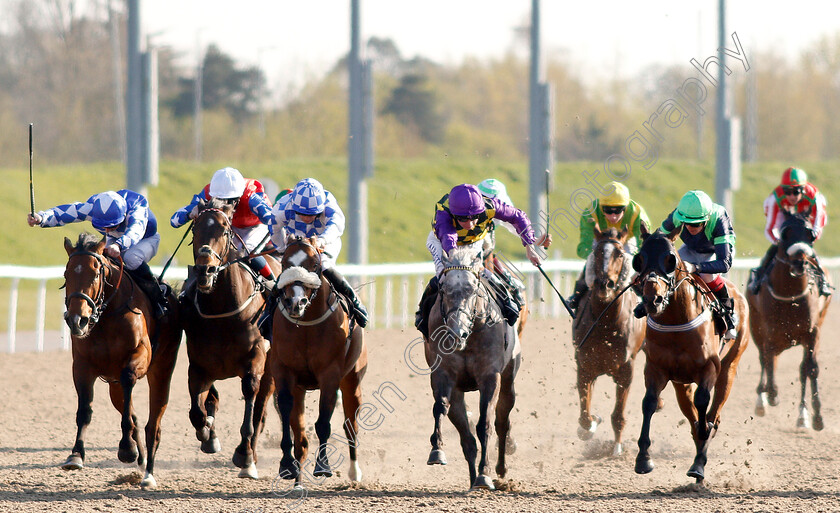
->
xmin=63 ymin=234 xmax=117 ymax=338
xmin=192 ymin=198 xmax=236 ymax=293
xmin=589 ymin=225 xmax=632 ymax=301
xmin=276 ymin=235 xmax=324 ymax=319
xmin=777 ymin=212 xmax=817 ymax=276
xmin=632 ymin=223 xmax=683 ymax=316
xmin=437 ymin=245 xmax=484 ymax=345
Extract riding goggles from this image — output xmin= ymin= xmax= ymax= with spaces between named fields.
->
xmin=453 ymin=214 xmax=480 ymax=222
xmin=602 ymin=206 xmax=626 ymax=215
xmin=783 ymin=186 xmax=804 ymax=195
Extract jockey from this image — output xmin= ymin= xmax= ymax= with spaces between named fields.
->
xmin=27 ymin=190 xmax=169 ymax=319
xmin=476 ymin=178 xmax=527 ymax=310
xmin=749 ymin=167 xmax=831 ymax=296
xmin=415 ymin=183 xmax=550 ymax=337
xmin=171 ymin=167 xmax=277 ymax=294
xmin=634 ymin=190 xmax=738 ymax=340
xmin=268 ymin=178 xmax=369 ymax=327
xmin=565 ymin=181 xmax=651 ymax=313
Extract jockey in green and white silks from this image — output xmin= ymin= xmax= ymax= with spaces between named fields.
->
xmin=27 ymin=189 xmax=169 ymax=318
xmin=633 ymin=190 xmax=739 ymax=340
xmin=268 ymin=178 xmax=368 ymax=327
xmin=565 ymin=181 xmax=651 ymax=313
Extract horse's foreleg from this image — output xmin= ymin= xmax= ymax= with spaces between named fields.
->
xmin=610 ymin=361 xmax=634 ymax=457
xmin=276 ymin=379 xmax=300 ymax=482
xmin=495 ymin=364 xmax=516 ymax=478
xmin=313 ymin=382 xmax=341 ymax=478
xmin=473 ymin=373 xmax=500 ymax=490
xmin=251 ymin=370 xmax=275 ymax=463
xmin=765 ymin=353 xmax=780 ymax=407
xmin=799 ymin=346 xmax=822 ymax=430
xmin=635 ymin=375 xmax=667 ymax=475
xmin=187 ymin=365 xmax=218 ymax=453
xmin=576 ymin=367 xmax=598 ymax=441
xmin=63 ymin=366 xmax=95 ymax=470
xmin=116 ymin=368 xmax=140 ymax=464
xmin=428 ymin=373 xmax=453 ymax=467
xmin=142 ymin=333 xmax=180 ymax=489
xmin=447 ymin=390 xmax=478 ymax=487
xmin=687 ymin=383 xmax=713 ymax=482
xmin=233 ymin=370 xmax=261 ymax=476
xmin=755 ymin=352 xmax=769 ymax=416
xmin=290 ymin=386 xmax=308 ymax=488
xmin=339 ymin=370 xmax=364 ymax=482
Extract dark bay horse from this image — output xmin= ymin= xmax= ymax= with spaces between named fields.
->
xmin=424 ymin=245 xmax=520 ymax=490
xmin=747 ymin=213 xmax=831 ymax=430
xmin=61 ymin=234 xmax=181 ymax=489
xmin=270 ymin=235 xmax=368 ymax=486
xmin=182 ymin=199 xmax=280 ymax=478
xmin=632 ymin=225 xmax=748 ymax=482
xmin=573 ymin=226 xmax=645 ymax=456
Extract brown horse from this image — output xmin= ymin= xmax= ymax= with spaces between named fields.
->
xmin=747 ymin=213 xmax=831 ymax=430
xmin=573 ymin=226 xmax=645 ymax=456
xmin=270 ymin=235 xmax=367 ymax=486
xmin=424 ymin=244 xmax=520 ymax=490
xmin=182 ymin=198 xmax=279 ymax=478
xmin=61 ymin=234 xmax=181 ymax=489
xmin=632 ymin=225 xmax=748 ymax=482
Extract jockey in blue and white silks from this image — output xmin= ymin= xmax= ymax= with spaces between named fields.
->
xmin=27 ymin=189 xmax=169 ymax=318
xmin=171 ymin=167 xmax=276 ymax=285
xmin=268 ymin=178 xmax=368 ymax=327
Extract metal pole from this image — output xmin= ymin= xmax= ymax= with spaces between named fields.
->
xmin=714 ymin=0 xmax=732 ymax=215
xmin=528 ymin=0 xmax=546 ymax=228
xmin=348 ymin=0 xmax=367 ymax=265
xmin=194 ymin=37 xmax=204 ymax=162
xmin=126 ymin=0 xmax=142 ymax=191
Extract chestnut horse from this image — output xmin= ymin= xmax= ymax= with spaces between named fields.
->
xmin=747 ymin=213 xmax=831 ymax=430
xmin=424 ymin=245 xmax=520 ymax=490
xmin=632 ymin=225 xmax=748 ymax=482
xmin=573 ymin=226 xmax=645 ymax=456
xmin=61 ymin=234 xmax=181 ymax=489
xmin=182 ymin=199 xmax=279 ymax=478
xmin=270 ymin=235 xmax=367 ymax=487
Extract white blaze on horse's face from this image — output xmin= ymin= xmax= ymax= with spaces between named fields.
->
xmin=287 ymin=249 xmax=307 ymax=268
xmin=289 ymin=284 xmax=308 ymax=317
xmin=74 ymin=264 xmax=82 ymax=274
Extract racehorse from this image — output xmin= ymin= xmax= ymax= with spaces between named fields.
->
xmin=573 ymin=226 xmax=645 ymax=456
xmin=424 ymin=244 xmax=521 ymax=490
xmin=61 ymin=233 xmax=181 ymax=489
xmin=747 ymin=212 xmax=831 ymax=430
xmin=270 ymin=235 xmax=368 ymax=486
xmin=182 ymin=198 xmax=279 ymax=478
xmin=632 ymin=225 xmax=748 ymax=482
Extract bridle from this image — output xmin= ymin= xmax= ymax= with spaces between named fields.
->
xmin=65 ymin=250 xmax=125 ymax=327
xmin=193 ymin=207 xmax=236 ymax=281
xmin=438 ymin=265 xmax=483 ymax=330
xmin=277 ymin=237 xmax=331 ymax=323
xmin=592 ymin=237 xmax=632 ymax=292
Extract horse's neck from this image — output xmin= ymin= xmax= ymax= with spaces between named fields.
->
xmin=208 ymin=264 xmax=256 ymax=307
xmin=658 ymin=278 xmax=706 ymax=323
xmin=302 ymin=278 xmax=339 ymax=322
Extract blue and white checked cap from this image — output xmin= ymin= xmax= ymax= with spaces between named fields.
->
xmin=90 ymin=191 xmax=127 ymax=229
xmin=291 ymin=178 xmax=327 ymax=215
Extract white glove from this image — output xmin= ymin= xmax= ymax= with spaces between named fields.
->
xmin=27 ymin=213 xmax=42 ymax=226
xmin=526 ymin=245 xmax=543 ymax=267
xmin=684 ymin=262 xmax=697 ymax=274
xmin=104 ymin=244 xmax=121 ymax=259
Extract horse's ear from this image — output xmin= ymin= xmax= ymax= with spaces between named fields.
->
xmin=64 ymin=237 xmax=74 ymax=256
xmin=592 ymin=222 xmax=602 ymax=239
xmin=667 ymin=224 xmax=682 ymax=241
xmin=663 ymin=252 xmax=677 ymax=275
xmin=632 ymin=253 xmax=645 ymax=272
xmin=198 ymin=197 xmax=206 ymax=209
xmin=617 ymin=226 xmax=630 ymax=244
xmin=94 ymin=239 xmax=107 ymax=254
xmin=639 ymin=222 xmax=650 ymax=241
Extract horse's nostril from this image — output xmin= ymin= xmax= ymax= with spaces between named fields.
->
xmin=607 ymin=280 xmax=616 ymax=289
xmin=653 ymin=296 xmax=663 ymax=306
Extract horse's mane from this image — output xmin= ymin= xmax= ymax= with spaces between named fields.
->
xmin=443 ymin=245 xmax=482 ymax=270
xmin=73 ymin=232 xmax=103 ymax=252
xmin=202 ymin=197 xmax=232 ymax=211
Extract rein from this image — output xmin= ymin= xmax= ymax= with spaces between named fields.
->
xmin=767 ymin=252 xmax=817 ymax=302
xmin=640 ymin=266 xmax=713 ymax=333
xmin=274 ymin=237 xmax=330 ymax=323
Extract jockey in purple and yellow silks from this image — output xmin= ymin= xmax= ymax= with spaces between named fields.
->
xmin=415 ymin=183 xmax=551 ymax=337
xmin=27 ymin=189 xmax=169 ymax=318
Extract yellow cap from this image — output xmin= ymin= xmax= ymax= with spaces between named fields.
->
xmin=600 ymin=181 xmax=630 ymax=207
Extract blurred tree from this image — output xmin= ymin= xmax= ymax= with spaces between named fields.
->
xmin=383 ymin=73 xmax=446 ymax=144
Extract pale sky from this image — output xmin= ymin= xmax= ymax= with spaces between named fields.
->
xmin=142 ymin=1 xmax=835 ymax=100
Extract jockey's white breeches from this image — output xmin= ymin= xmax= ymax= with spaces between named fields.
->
xmin=118 ymin=233 xmax=160 ymax=271
xmin=426 ymin=230 xmax=491 ymax=275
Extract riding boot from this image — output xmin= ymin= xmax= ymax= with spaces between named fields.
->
xmin=711 ymin=285 xmax=738 ymax=340
xmin=130 ymin=262 xmax=169 ymax=320
xmin=322 ymin=267 xmax=368 ymax=328
xmin=815 ymin=265 xmax=834 ymax=296
xmin=415 ymin=276 xmax=439 ymax=338
xmin=258 ymin=294 xmax=278 ymax=341
xmin=496 ymin=266 xmax=525 ymax=309
xmin=565 ymin=269 xmax=589 ymax=313
xmin=179 ymin=265 xmax=196 ymax=309
xmin=749 ymin=244 xmax=777 ymax=295
xmin=249 ymin=255 xmax=277 ymax=296
xmin=486 ymin=272 xmax=520 ymax=326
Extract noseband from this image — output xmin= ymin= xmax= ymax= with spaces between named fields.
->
xmin=278 ymin=238 xmax=327 ymax=320
xmin=193 ymin=208 xmax=235 ymax=279
xmin=65 ymin=250 xmax=124 ymax=327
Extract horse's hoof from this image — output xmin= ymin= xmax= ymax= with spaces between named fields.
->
xmin=813 ymin=415 xmax=824 ymax=431
xmin=427 ymin=449 xmax=447 ymax=465
xmin=612 ymin=442 xmax=624 ymax=458
xmin=118 ymin=441 xmax=138 ymax=464
xmin=201 ymin=436 xmax=221 ymax=454
xmin=495 ymin=462 xmax=507 ymax=478
xmin=577 ymin=415 xmax=601 ymax=441
xmin=470 ymin=475 xmax=495 ymax=491
xmin=635 ymin=456 xmax=654 ymax=474
xmin=232 ymin=447 xmax=253 ymax=469
xmin=797 ymin=406 xmax=812 ymax=430
xmin=238 ymin=463 xmax=259 ymax=479
xmin=348 ymin=460 xmax=362 ymax=482
xmin=755 ymin=393 xmax=768 ymax=416
xmin=313 ymin=459 xmax=332 ymax=478
xmin=61 ymin=454 xmax=84 ymax=470
xmin=768 ymin=394 xmax=780 ymax=407
xmin=140 ymin=472 xmax=157 ymax=489
xmin=687 ymin=463 xmax=705 ymax=481
xmin=278 ymin=462 xmax=299 ymax=480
